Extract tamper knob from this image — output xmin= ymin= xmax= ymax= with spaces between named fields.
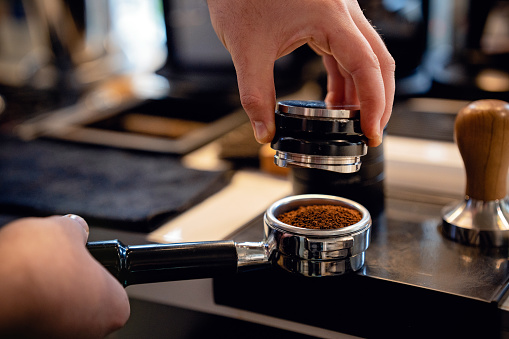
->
xmin=442 ymin=99 xmax=509 ymax=247
xmin=456 ymin=99 xmax=509 ymax=201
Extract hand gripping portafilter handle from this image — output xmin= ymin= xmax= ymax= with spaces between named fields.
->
xmin=456 ymin=100 xmax=509 ymax=201
xmin=86 ymin=240 xmax=239 ymax=287
xmin=442 ymin=99 xmax=509 ymax=246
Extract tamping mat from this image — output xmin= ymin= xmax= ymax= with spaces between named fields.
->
xmin=0 ymin=135 xmax=230 ymax=231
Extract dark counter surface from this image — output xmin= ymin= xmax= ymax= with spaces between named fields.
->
xmin=214 ymin=191 xmax=509 ymax=338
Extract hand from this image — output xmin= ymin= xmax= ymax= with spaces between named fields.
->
xmin=0 ymin=215 xmax=130 ymax=339
xmin=207 ymin=0 xmax=395 ymax=146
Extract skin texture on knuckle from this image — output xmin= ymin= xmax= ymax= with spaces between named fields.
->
xmin=383 ymin=54 xmax=396 ymax=73
xmin=377 ymin=50 xmax=396 ymax=81
xmin=240 ymin=93 xmax=267 ymax=117
xmin=347 ymin=48 xmax=382 ymax=79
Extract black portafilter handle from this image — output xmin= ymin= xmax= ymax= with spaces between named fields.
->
xmin=86 ymin=240 xmax=238 ymax=287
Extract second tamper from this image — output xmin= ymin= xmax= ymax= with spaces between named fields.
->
xmin=271 ymin=100 xmax=368 ymax=173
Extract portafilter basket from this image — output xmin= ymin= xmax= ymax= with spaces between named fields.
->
xmin=264 ymin=195 xmax=371 ymax=276
xmin=87 ymin=194 xmax=372 ymax=287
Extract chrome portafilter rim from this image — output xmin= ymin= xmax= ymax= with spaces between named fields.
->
xmin=265 ymin=194 xmax=371 ymax=237
xmin=263 ymin=194 xmax=372 ymax=277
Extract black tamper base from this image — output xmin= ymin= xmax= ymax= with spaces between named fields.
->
xmin=271 ymin=100 xmax=368 ymax=173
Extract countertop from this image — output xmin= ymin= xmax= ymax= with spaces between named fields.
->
xmin=88 ymin=133 xmax=509 ymax=338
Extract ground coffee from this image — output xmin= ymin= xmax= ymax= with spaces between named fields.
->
xmin=277 ymin=204 xmax=362 ymax=229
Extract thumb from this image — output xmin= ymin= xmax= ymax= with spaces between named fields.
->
xmin=61 ymin=214 xmax=89 ymax=244
xmin=233 ymin=53 xmax=277 ymax=144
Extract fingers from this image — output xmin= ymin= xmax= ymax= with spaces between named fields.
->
xmin=232 ymin=51 xmax=277 ymax=144
xmin=347 ymin=2 xmax=395 ymax=144
xmin=59 ymin=214 xmax=130 ymax=334
xmin=100 ymin=270 xmax=131 ymax=334
xmin=45 ymin=215 xmax=130 ymax=335
xmin=64 ymin=214 xmax=89 ymax=237
xmin=0 ymin=215 xmax=129 ymax=338
xmin=321 ymin=54 xmax=358 ymax=105
xmin=208 ymin=0 xmax=395 ymax=147
xmin=208 ymin=0 xmax=278 ymax=144
xmin=314 ymin=1 xmax=395 ymax=147
xmin=327 ymin=37 xmax=384 ymax=145
xmin=48 ymin=214 xmax=89 ymax=244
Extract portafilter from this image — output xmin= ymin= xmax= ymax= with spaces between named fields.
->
xmin=87 ymin=194 xmax=371 ymax=287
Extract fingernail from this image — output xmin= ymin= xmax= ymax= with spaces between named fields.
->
xmin=64 ymin=214 xmax=89 ymax=234
xmin=253 ymin=121 xmax=268 ymax=143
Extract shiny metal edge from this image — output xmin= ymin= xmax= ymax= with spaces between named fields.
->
xmin=264 ymin=194 xmax=372 ymax=237
xmin=442 ymin=197 xmax=509 ymax=247
xmin=276 ymin=251 xmax=366 ymax=277
xmin=276 ymin=100 xmax=360 ymax=119
xmin=236 ymin=241 xmax=271 ymax=269
xmin=274 ymin=151 xmax=362 ymax=173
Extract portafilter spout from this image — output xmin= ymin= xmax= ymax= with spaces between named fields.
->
xmin=442 ymin=99 xmax=509 ymax=247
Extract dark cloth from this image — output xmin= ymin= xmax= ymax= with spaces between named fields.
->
xmin=0 ymin=136 xmax=230 ymax=231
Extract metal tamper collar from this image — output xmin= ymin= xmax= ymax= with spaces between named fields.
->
xmin=271 ymin=100 xmax=367 ymax=173
xmin=277 ymin=100 xmax=360 ymax=119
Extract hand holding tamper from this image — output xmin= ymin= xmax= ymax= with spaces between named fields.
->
xmin=442 ymin=99 xmax=509 ymax=247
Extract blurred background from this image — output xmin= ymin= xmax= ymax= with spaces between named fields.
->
xmin=0 ymin=0 xmax=508 ymax=150
xmin=1 ymin=2 xmax=509 ymax=337
xmin=1 ymin=0 xmax=508 ymax=227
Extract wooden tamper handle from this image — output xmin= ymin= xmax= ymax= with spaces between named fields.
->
xmin=455 ymin=99 xmax=509 ymax=201
xmin=442 ymin=99 xmax=509 ymax=247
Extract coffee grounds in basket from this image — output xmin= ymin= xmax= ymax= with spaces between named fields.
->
xmin=277 ymin=204 xmax=362 ymax=229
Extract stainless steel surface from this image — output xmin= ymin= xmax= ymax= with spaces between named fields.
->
xmin=263 ymin=194 xmax=371 ymax=277
xmin=235 ymin=241 xmax=270 ymax=270
xmin=442 ymin=197 xmax=509 ymax=247
xmin=276 ymin=252 xmax=366 ymax=277
xmin=231 ymin=194 xmax=372 ymax=277
xmin=274 ymin=151 xmax=362 ymax=173
xmin=276 ymin=100 xmax=359 ymax=119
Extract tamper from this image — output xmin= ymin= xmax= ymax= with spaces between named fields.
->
xmin=442 ymin=99 xmax=509 ymax=247
xmin=271 ymin=100 xmax=368 ymax=173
